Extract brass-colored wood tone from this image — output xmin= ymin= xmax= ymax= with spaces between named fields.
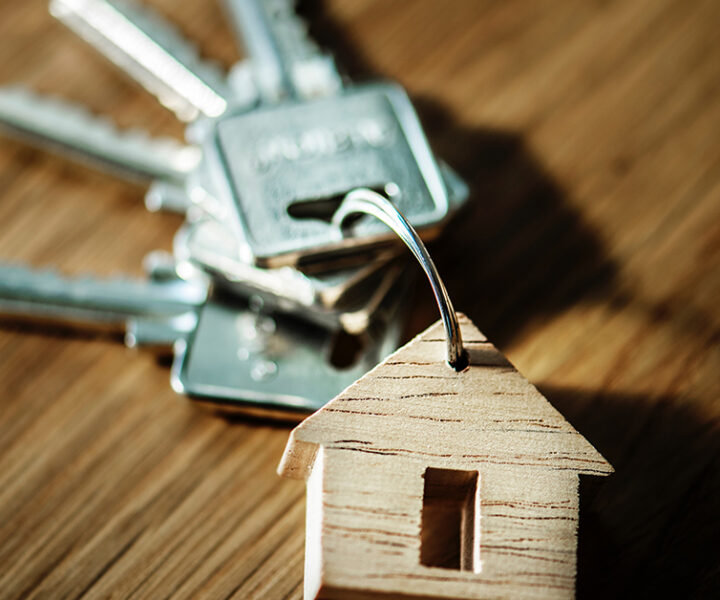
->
xmin=1 ymin=0 xmax=719 ymax=598
xmin=279 ymin=316 xmax=612 ymax=599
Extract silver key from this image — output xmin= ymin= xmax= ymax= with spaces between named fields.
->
xmin=195 ymin=84 xmax=451 ymax=267
xmin=222 ymin=0 xmax=342 ymax=101
xmin=0 ymin=87 xmax=200 ymax=189
xmin=0 ymin=262 xmax=206 ymax=347
xmin=172 ymin=279 xmax=407 ymax=417
xmin=50 ymin=0 xmax=235 ymax=121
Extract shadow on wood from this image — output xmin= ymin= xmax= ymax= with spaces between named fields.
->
xmin=540 ymin=385 xmax=720 ymax=599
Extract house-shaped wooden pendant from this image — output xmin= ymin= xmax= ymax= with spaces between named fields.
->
xmin=278 ymin=314 xmax=612 ymax=600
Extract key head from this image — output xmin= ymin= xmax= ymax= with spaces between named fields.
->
xmin=208 ymin=83 xmax=449 ymax=267
xmin=172 ymin=292 xmax=406 ymax=418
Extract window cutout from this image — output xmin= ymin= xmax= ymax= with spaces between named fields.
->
xmin=421 ymin=467 xmax=479 ymax=571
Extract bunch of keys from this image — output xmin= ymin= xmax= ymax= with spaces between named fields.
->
xmin=0 ymin=0 xmax=468 ymax=418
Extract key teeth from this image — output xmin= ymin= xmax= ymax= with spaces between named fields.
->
xmin=0 ymin=261 xmax=134 ymax=290
xmin=50 ymin=0 xmax=230 ymax=119
xmin=0 ymin=86 xmax=201 ymax=179
xmin=107 ymin=0 xmax=228 ymax=85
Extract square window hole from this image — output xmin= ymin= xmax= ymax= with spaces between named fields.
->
xmin=420 ymin=467 xmax=479 ymax=571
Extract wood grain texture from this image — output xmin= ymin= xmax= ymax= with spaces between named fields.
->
xmin=0 ymin=0 xmax=719 ymax=598
xmin=279 ymin=316 xmax=612 ymax=599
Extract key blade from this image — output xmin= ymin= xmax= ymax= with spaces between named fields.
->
xmin=50 ymin=0 xmax=231 ymax=121
xmin=222 ymin=0 xmax=341 ymax=101
xmin=0 ymin=262 xmax=207 ymax=332
xmin=0 ymin=87 xmax=201 ymax=186
xmin=126 ymin=312 xmax=198 ymax=349
xmin=145 ymin=180 xmax=193 ymax=213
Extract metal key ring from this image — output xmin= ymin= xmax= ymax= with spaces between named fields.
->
xmin=333 ymin=187 xmax=468 ymax=371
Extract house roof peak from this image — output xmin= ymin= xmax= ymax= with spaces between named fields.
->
xmin=279 ymin=315 xmax=612 ymax=480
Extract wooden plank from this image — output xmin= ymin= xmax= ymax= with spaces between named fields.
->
xmin=0 ymin=0 xmax=718 ymax=598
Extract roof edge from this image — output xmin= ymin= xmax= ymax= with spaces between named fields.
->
xmin=277 ymin=431 xmax=319 ymax=480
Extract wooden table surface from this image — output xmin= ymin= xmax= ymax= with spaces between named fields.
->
xmin=1 ymin=1 xmax=718 ymax=598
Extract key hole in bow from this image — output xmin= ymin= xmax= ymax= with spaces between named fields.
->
xmin=286 ymin=184 xmax=397 ymax=225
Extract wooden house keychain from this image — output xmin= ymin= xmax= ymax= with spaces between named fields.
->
xmin=278 ymin=188 xmax=613 ymax=599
